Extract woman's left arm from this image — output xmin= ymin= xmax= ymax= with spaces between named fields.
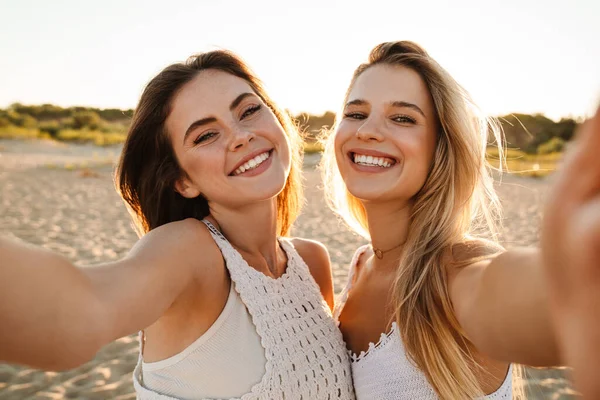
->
xmin=540 ymin=106 xmax=600 ymax=398
xmin=448 ymin=248 xmax=560 ymax=367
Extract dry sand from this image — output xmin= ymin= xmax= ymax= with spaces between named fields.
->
xmin=0 ymin=140 xmax=577 ymax=399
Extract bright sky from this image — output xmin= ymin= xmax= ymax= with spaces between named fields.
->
xmin=1 ymin=0 xmax=598 ymax=120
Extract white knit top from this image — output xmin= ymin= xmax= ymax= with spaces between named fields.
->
xmin=334 ymin=246 xmax=513 ymax=400
xmin=133 ymin=220 xmax=355 ymax=399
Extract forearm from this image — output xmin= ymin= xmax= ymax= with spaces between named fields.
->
xmin=0 ymin=238 xmax=107 ymax=370
xmin=462 ymin=248 xmax=560 ymax=366
xmin=0 ymin=220 xmax=208 ymax=369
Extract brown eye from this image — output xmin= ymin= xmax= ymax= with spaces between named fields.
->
xmin=194 ymin=131 xmax=218 ymax=145
xmin=344 ymin=112 xmax=366 ymax=120
xmin=241 ymin=104 xmax=261 ymax=120
xmin=392 ymin=115 xmax=416 ymax=124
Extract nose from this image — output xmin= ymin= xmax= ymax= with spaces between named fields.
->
xmin=356 ymin=118 xmax=384 ymax=142
xmin=228 ymin=128 xmax=255 ymax=151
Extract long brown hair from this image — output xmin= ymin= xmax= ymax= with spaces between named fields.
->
xmin=322 ymin=41 xmax=520 ymax=399
xmin=116 ymin=50 xmax=303 ymax=237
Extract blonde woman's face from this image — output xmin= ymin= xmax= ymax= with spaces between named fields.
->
xmin=334 ymin=64 xmax=437 ymax=204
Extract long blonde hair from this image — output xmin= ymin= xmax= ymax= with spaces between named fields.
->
xmin=322 ymin=41 xmax=520 ymax=399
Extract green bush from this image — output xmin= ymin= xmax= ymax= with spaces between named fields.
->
xmin=0 ymin=126 xmax=41 ymax=139
xmin=538 ymin=137 xmax=566 ymax=154
xmin=56 ymin=129 xmax=126 ymax=146
xmin=71 ymin=111 xmax=101 ymax=130
xmin=39 ymin=120 xmax=61 ymax=138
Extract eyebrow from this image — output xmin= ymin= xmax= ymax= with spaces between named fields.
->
xmin=229 ymin=92 xmax=255 ymax=111
xmin=345 ymin=98 xmax=426 ymax=118
xmin=183 ymin=92 xmax=257 ymax=144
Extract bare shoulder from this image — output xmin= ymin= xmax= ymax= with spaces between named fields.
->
xmin=446 ymin=239 xmax=506 ymax=316
xmin=290 ymin=237 xmax=331 ymax=275
xmin=446 ymin=238 xmax=504 ymax=297
xmin=129 ymin=218 xmax=223 ymax=281
xmin=290 ymin=238 xmax=334 ymax=310
xmin=449 ymin=238 xmax=504 ymax=267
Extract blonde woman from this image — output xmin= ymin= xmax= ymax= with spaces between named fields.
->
xmin=322 ymin=41 xmax=564 ymax=399
xmin=0 ymin=50 xmax=354 ymax=399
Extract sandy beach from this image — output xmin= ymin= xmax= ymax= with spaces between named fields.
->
xmin=0 ymin=139 xmax=577 ymax=399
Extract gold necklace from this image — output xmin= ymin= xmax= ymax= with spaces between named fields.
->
xmin=371 ymin=242 xmax=405 ymax=259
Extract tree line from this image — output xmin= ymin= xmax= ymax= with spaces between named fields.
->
xmin=0 ymin=103 xmax=580 ymax=154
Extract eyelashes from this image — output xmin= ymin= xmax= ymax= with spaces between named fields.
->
xmin=192 ymin=104 xmax=263 ymax=145
xmin=241 ymin=104 xmax=261 ymax=120
xmin=391 ymin=115 xmax=416 ymax=124
xmin=344 ymin=112 xmax=366 ymax=120
xmin=343 ymin=112 xmax=416 ymax=125
xmin=193 ymin=131 xmax=217 ymax=145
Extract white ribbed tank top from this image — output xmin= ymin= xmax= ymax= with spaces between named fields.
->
xmin=133 ymin=220 xmax=355 ymax=400
xmin=334 ymin=245 xmax=513 ymax=400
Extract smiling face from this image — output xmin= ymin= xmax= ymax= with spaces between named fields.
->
xmin=166 ymin=69 xmax=291 ymax=209
xmin=334 ymin=64 xmax=438 ymax=205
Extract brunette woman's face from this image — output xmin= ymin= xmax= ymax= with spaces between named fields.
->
xmin=334 ymin=64 xmax=438 ymax=205
xmin=166 ymin=70 xmax=291 ymax=208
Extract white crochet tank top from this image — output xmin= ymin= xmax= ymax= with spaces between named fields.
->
xmin=133 ymin=220 xmax=355 ymax=400
xmin=334 ymin=246 xmax=513 ymax=400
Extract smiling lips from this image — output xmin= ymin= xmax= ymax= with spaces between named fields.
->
xmin=231 ymin=150 xmax=271 ymax=176
xmin=350 ymin=151 xmax=397 ymax=169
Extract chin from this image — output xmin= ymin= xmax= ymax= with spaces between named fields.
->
xmin=344 ymin=176 xmax=419 ymax=205
xmin=342 ymin=179 xmax=383 ymax=201
xmin=251 ymin=169 xmax=289 ymax=199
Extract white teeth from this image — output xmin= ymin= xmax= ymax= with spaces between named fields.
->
xmin=233 ymin=152 xmax=270 ymax=176
xmin=352 ymin=153 xmax=393 ymax=168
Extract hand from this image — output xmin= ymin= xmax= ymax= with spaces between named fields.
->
xmin=541 ymin=106 xmax=600 ymax=398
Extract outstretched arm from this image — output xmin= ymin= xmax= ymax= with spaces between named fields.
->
xmin=449 ymin=248 xmax=559 ymax=366
xmin=450 ymin=108 xmax=600 ymax=377
xmin=541 ymin=106 xmax=600 ymax=399
xmin=0 ymin=218 xmax=212 ymax=370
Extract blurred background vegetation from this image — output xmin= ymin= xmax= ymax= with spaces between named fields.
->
xmin=0 ymin=103 xmax=133 ymax=146
xmin=0 ymin=103 xmax=580 ymax=176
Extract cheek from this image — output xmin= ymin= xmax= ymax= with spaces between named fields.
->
xmin=333 ymin=126 xmax=351 ymax=157
xmin=181 ymin=149 xmax=224 ymax=184
xmin=262 ymin=116 xmax=291 ymax=162
xmin=394 ymin=134 xmax=435 ymax=186
xmin=332 ymin=133 xmax=348 ymax=174
xmin=402 ymin=130 xmax=434 ymax=164
xmin=280 ymin=132 xmax=292 ymax=164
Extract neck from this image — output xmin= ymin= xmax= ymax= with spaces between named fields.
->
xmin=363 ymin=199 xmax=412 ymax=267
xmin=208 ymin=198 xmax=281 ymax=267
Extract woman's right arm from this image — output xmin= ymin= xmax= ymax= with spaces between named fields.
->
xmin=0 ymin=218 xmax=215 ymax=370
